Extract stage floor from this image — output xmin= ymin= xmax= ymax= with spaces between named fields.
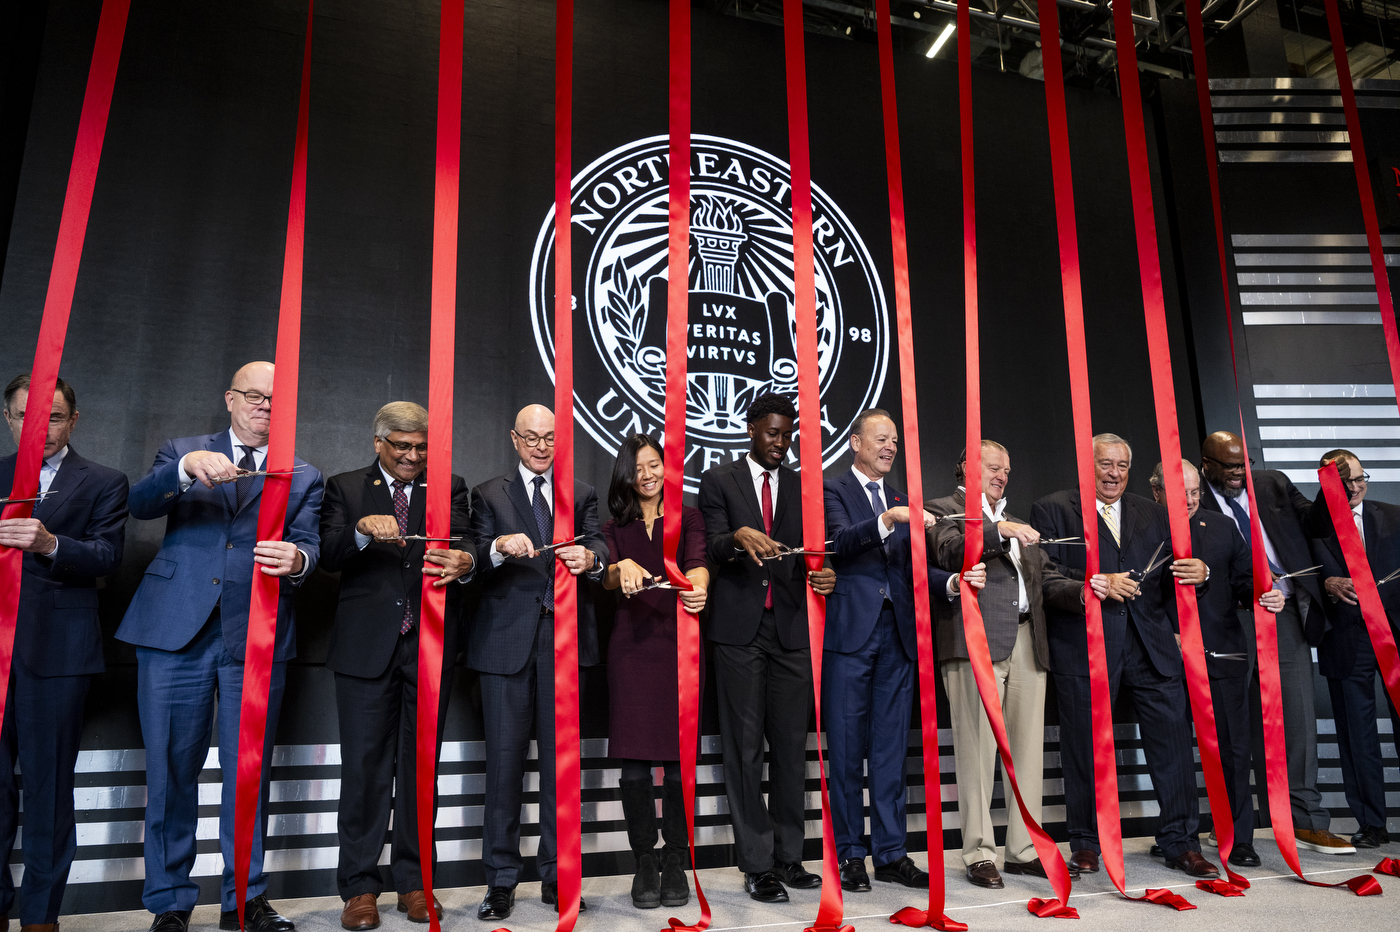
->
xmin=55 ymin=832 xmax=1397 ymax=931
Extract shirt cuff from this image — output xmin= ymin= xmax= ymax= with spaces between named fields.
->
xmin=354 ymin=529 xmax=373 ymax=550
xmin=44 ymin=538 xmax=59 ymax=559
xmin=177 ymin=453 xmax=196 ymax=491
xmin=290 ymin=548 xmax=310 ymax=582
xmin=877 ymin=514 xmax=894 ymax=541
xmin=946 ymin=574 xmax=960 ymax=600
xmin=489 ymin=538 xmax=506 ymax=568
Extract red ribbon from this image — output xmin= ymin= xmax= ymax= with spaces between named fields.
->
xmin=779 ymin=4 xmax=849 ymax=931
xmin=661 ymin=2 xmax=709 ymax=929
xmin=0 ymin=0 xmax=128 ymax=754
xmin=231 ymin=5 xmax=312 ymax=928
xmin=552 ymin=0 xmax=583 ymax=926
xmin=1375 ymin=858 xmax=1400 ymax=878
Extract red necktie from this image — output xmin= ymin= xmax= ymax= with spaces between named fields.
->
xmin=762 ymin=470 xmax=774 ymax=609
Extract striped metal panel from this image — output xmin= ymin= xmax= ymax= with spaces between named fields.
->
xmin=1208 ymin=77 xmax=1400 ymax=162
xmin=1253 ymin=383 xmax=1400 ymax=492
xmin=1231 ymin=233 xmax=1399 ymax=326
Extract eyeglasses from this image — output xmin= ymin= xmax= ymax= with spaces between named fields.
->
xmin=1342 ymin=473 xmax=1372 ymax=487
xmin=513 ymin=430 xmax=555 ymax=449
xmin=228 ymin=388 xmax=271 ymax=405
xmin=4 ymin=410 xmax=71 ymax=425
xmin=1202 ymin=455 xmax=1254 ymax=473
xmin=381 ymin=439 xmax=428 ymax=454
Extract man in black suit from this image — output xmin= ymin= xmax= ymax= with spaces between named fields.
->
xmin=1309 ymin=450 xmax=1400 ymax=850
xmin=1197 ymin=431 xmax=1354 ymax=854
xmin=467 ymin=404 xmax=608 ymax=921
xmin=1030 ymin=433 xmax=1218 ymax=878
xmin=319 ymin=402 xmax=476 ymax=931
xmin=0 ymin=374 xmax=128 ymax=932
xmin=698 ymin=393 xmax=835 ymax=904
xmin=1149 ymin=459 xmax=1284 ymax=868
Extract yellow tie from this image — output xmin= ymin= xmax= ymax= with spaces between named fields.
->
xmin=1102 ymin=505 xmax=1121 ymax=546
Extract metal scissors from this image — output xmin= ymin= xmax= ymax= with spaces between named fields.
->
xmin=641 ymin=577 xmax=682 ymax=591
xmin=1130 ymin=541 xmax=1171 ymax=581
xmin=0 ymin=492 xmax=51 ymax=506
xmin=1274 ymin=564 xmax=1322 ymax=581
xmin=1378 ymin=565 xmax=1400 ymax=586
xmin=1206 ymin=650 xmax=1248 ymax=661
xmin=209 ymin=466 xmax=306 ymax=485
xmin=507 ymin=534 xmax=585 ymax=557
xmin=762 ymin=542 xmax=837 ymax=561
xmin=373 ymin=535 xmax=465 ymax=543
xmin=1041 ymin=536 xmax=1086 ymax=545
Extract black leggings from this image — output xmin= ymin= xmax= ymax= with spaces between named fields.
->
xmin=619 ymin=758 xmax=681 ymax=781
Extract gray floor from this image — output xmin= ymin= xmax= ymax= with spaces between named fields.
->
xmin=51 ymin=832 xmax=1398 ymax=932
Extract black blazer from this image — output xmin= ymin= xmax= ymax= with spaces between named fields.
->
xmin=1029 ymin=490 xmax=1177 ymax=679
xmin=466 ymin=469 xmax=607 ymax=675
xmin=1309 ymin=497 xmax=1400 ymax=679
xmin=318 ymin=463 xmax=475 ymax=679
xmin=0 ymin=449 xmax=128 ymax=677
xmin=698 ymin=456 xmax=811 ymax=651
xmin=1188 ymin=509 xmax=1254 ymax=679
xmin=1197 ymin=469 xmax=1326 ymax=644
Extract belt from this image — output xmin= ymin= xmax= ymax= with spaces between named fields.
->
xmin=1018 ymin=611 xmax=1032 ymax=626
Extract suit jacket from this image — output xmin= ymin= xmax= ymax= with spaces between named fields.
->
xmin=1308 ymin=496 xmax=1400 ymax=679
xmin=1197 ymin=469 xmax=1326 ymax=644
xmin=116 ymin=432 xmax=324 ymax=662
xmin=928 ymin=489 xmax=1080 ymax=669
xmin=0 ymin=449 xmax=128 ymax=676
xmin=466 ymin=469 xmax=607 ymax=675
xmin=1029 ymin=490 xmax=1178 ymax=678
xmin=1189 ymin=509 xmax=1255 ymax=679
xmin=698 ymin=457 xmax=812 ymax=651
xmin=318 ymin=463 xmax=476 ymax=679
xmin=823 ymin=470 xmax=950 ymax=662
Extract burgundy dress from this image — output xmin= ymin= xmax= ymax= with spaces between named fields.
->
xmin=603 ymin=505 xmax=708 ymax=761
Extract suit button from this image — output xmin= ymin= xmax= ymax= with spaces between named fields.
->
xmin=404 ymin=562 xmax=412 ymax=568
xmin=879 ymin=588 xmax=885 ymax=595
xmin=212 ymin=578 xmax=220 ymax=585
xmin=396 ymin=599 xmax=404 ymax=606
xmin=762 ymin=580 xmax=769 ymax=587
xmin=226 ymin=542 xmax=234 ymax=550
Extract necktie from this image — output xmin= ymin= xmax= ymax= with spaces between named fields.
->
xmin=533 ymin=476 xmax=554 ymax=610
xmin=393 ymin=480 xmax=414 ymax=633
xmin=1225 ymin=494 xmax=1285 ymax=574
xmin=1355 ymin=508 xmax=1365 ymax=546
xmin=234 ymin=445 xmax=257 ymax=512
xmin=866 ymin=480 xmax=885 ymax=516
xmin=1101 ymin=504 xmax=1120 ymax=546
xmin=762 ymin=471 xmax=774 ymax=610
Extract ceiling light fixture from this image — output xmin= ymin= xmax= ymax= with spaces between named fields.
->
xmin=926 ymin=22 xmax=955 ymax=58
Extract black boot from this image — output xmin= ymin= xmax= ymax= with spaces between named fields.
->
xmin=660 ymin=772 xmax=692 ymax=907
xmin=619 ymin=776 xmax=662 ymax=909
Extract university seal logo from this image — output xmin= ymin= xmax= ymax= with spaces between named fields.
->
xmin=529 ymin=134 xmax=889 ymax=492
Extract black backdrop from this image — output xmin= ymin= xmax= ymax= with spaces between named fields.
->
xmin=0 ymin=0 xmax=1204 ymax=911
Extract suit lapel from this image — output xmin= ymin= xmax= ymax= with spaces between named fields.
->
xmin=408 ymin=474 xmax=429 ymax=536
xmin=729 ymin=458 xmax=765 ymax=531
xmin=365 ymin=463 xmax=395 ymax=516
xmin=506 ymin=470 xmax=543 ymax=546
xmin=212 ymin=432 xmax=239 ymax=516
xmin=772 ymin=464 xmax=798 ymax=531
xmin=1364 ymin=503 xmax=1380 ymax=563
xmin=34 ymin=450 xmax=88 ymax=521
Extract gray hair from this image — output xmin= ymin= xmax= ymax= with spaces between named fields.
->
xmin=1092 ymin=432 xmax=1132 ymax=464
xmin=851 ymin=408 xmax=895 ymax=438
xmin=373 ymin=402 xmax=428 ymax=438
xmin=1149 ymin=459 xmax=1197 ymax=488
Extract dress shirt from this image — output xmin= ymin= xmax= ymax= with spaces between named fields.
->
xmin=35 ymin=445 xmax=68 ymax=558
xmin=986 ymin=492 xmax=1029 ymax=612
xmin=746 ymin=453 xmax=778 ymax=504
xmin=487 ymin=464 xmax=602 ymax=578
xmin=1095 ymin=497 xmax=1122 ymax=539
xmin=353 ymin=464 xmax=420 ymax=550
xmin=1353 ymin=502 xmax=1365 ymax=545
xmin=1207 ymin=483 xmax=1291 ymax=598
xmin=851 ymin=465 xmax=895 ymax=543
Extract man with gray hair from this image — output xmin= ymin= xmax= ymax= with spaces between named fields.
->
xmin=319 ymin=402 xmax=476 ymax=930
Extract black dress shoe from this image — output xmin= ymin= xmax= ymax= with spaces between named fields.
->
xmin=966 ymin=860 xmax=1004 ymax=889
xmin=220 ymin=895 xmax=294 ymax=932
xmin=838 ymin=858 xmax=871 ymax=892
xmin=1352 ymin=826 xmax=1391 ymax=849
xmin=743 ymin=870 xmax=789 ymax=903
xmin=541 ymin=881 xmax=587 ymax=912
xmin=773 ymin=861 xmax=821 ymax=889
xmin=1149 ymin=845 xmax=1163 ymax=858
xmin=476 ymin=886 xmax=516 ymax=921
xmin=1002 ymin=858 xmax=1049 ymax=879
xmin=151 ymin=912 xmax=193 ymax=932
xmin=875 ymin=855 xmax=929 ymax=888
xmin=1228 ymin=843 xmax=1261 ymax=867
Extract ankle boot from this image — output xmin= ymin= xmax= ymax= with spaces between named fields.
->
xmin=660 ymin=772 xmax=692 ymax=907
xmin=619 ymin=776 xmax=662 ymax=908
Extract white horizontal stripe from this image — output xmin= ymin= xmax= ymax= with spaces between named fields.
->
xmin=1256 ymin=404 xmax=1400 ymax=419
xmin=1282 ymin=468 xmax=1400 ymax=483
xmin=1231 ymin=233 xmax=1400 ymax=247
xmin=1243 ymin=311 xmax=1383 ymax=325
xmin=1260 ymin=425 xmax=1400 ymax=439
xmin=1262 ymin=446 xmax=1400 ymax=462
xmin=1254 ymin=383 xmax=1394 ymax=398
xmin=1233 ymin=252 xmax=1400 ymax=266
xmin=1219 ymin=151 xmax=1352 ymax=163
xmin=1239 ymin=291 xmax=1378 ymax=305
xmin=1236 ymin=272 xmax=1378 ymax=286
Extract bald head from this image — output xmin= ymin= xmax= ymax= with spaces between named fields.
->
xmin=225 ymin=361 xmax=275 ymax=447
xmin=512 ymin=404 xmax=556 ymax=474
xmin=1200 ymin=430 xmax=1248 ymax=498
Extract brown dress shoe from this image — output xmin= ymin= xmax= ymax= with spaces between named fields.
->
xmin=1002 ymin=858 xmax=1049 ymax=878
xmin=1068 ymin=849 xmax=1099 ymax=875
xmin=397 ymin=891 xmax=443 ymax=924
xmin=1165 ymin=851 xmax=1219 ymax=878
xmin=341 ymin=894 xmax=380 ymax=931
xmin=965 ymin=860 xmax=1004 ymax=889
xmin=20 ymin=924 xmax=57 ymax=932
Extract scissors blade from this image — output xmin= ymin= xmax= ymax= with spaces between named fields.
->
xmin=210 ymin=466 xmax=306 ymax=485
xmin=1043 ymin=537 xmax=1084 ymax=545
xmin=1276 ymin=564 xmax=1323 ymax=580
xmin=1379 ymin=566 xmax=1400 ymax=585
xmin=762 ymin=548 xmax=836 ymax=561
xmin=373 ymin=535 xmax=465 ymax=543
xmin=641 ymin=579 xmax=679 ymax=590
xmin=1206 ymin=651 xmax=1248 ymax=661
xmin=0 ymin=493 xmax=49 ymax=506
xmin=1136 ymin=541 xmax=1168 ymax=578
xmin=535 ymin=534 xmax=585 ymax=555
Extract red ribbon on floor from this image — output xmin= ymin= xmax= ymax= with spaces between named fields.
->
xmin=660 ymin=2 xmax=708 ymax=929
xmin=779 ymin=4 xmax=849 ymax=931
xmin=411 ymin=3 xmax=463 ymax=930
xmin=1375 ymin=858 xmax=1400 ymax=878
xmin=0 ymin=0 xmax=128 ymax=753
xmin=231 ymin=5 xmax=312 ymax=928
xmin=552 ymin=0 xmax=584 ymax=927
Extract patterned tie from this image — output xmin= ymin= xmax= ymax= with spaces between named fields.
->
xmin=762 ymin=471 xmax=774 ymax=610
xmin=533 ymin=475 xmax=554 ymax=610
xmin=393 ymin=480 xmax=414 ymax=633
xmin=1101 ymin=503 xmax=1120 ymax=546
xmin=234 ymin=445 xmax=257 ymax=512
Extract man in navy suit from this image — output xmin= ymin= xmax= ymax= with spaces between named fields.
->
xmin=1030 ymin=434 xmax=1219 ymax=879
xmin=466 ymin=404 xmax=608 ymax=921
xmin=822 ymin=410 xmax=972 ymax=893
xmin=1309 ymin=451 xmax=1400 ymax=850
xmin=0 ymin=375 xmax=127 ymax=932
xmin=117 ymin=362 xmax=323 ymax=932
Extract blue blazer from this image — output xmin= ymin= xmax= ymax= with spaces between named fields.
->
xmin=0 ymin=448 xmax=128 ymax=676
xmin=117 ymin=432 xmax=323 ymax=662
xmin=824 ymin=470 xmax=950 ymax=661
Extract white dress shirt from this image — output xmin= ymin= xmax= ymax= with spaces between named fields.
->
xmin=1207 ymin=484 xmax=1292 ymax=598
xmin=489 ymin=464 xmax=554 ymax=568
xmin=35 ymin=445 xmax=68 ymax=558
xmin=1095 ymin=497 xmax=1122 ymax=539
xmin=1353 ymin=502 xmax=1365 ymax=545
xmin=986 ymin=492 xmax=1029 ymax=613
xmin=353 ymin=464 xmax=421 ymax=549
xmin=851 ymin=465 xmax=895 ymax=542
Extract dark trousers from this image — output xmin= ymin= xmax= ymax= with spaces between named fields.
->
xmin=822 ymin=603 xmax=915 ymax=864
xmin=0 ymin=655 xmax=89 ymax=925
xmin=1328 ymin=631 xmax=1400 ymax=830
xmin=479 ymin=615 xmax=557 ymax=887
xmin=1207 ymin=673 xmax=1254 ymax=847
xmin=136 ymin=611 xmax=286 ymax=913
xmin=1054 ymin=621 xmax=1200 ymax=858
xmin=335 ymin=630 xmax=454 ymax=899
xmin=712 ymin=609 xmax=813 ymax=873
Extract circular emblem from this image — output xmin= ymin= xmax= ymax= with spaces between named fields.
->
xmin=529 ymin=134 xmax=889 ymax=493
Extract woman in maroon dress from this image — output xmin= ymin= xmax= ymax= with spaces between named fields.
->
xmin=602 ymin=434 xmax=709 ymax=910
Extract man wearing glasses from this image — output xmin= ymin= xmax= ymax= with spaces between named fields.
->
xmin=118 ymin=362 xmax=325 ymax=932
xmin=1196 ymin=431 xmax=1355 ymax=855
xmin=1310 ymin=451 xmax=1399 ymax=850
xmin=318 ymin=402 xmax=476 ymax=930
xmin=466 ymin=404 xmax=608 ymax=920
